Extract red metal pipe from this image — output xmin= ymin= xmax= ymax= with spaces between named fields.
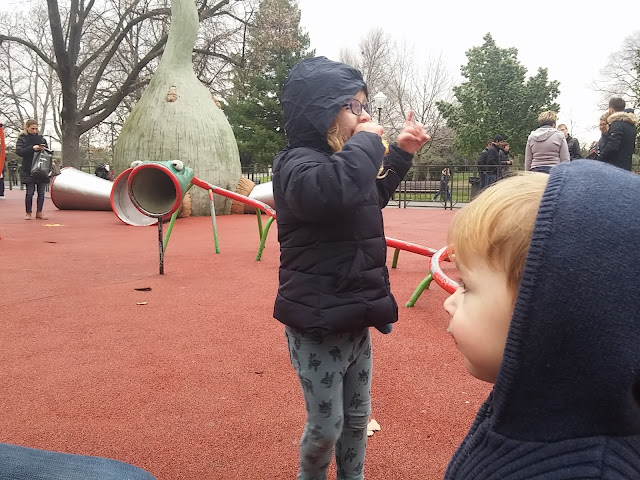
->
xmin=385 ymin=237 xmax=438 ymax=257
xmin=430 ymin=246 xmax=459 ymax=294
xmin=191 ymin=176 xmax=276 ymax=219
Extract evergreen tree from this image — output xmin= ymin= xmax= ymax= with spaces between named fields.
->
xmin=224 ymin=0 xmax=313 ymax=167
xmin=437 ymin=34 xmax=560 ymax=157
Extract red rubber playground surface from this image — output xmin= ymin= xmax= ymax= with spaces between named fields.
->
xmin=0 ymin=188 xmax=491 ymax=479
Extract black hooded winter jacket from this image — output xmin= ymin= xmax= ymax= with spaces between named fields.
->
xmin=272 ymin=57 xmax=413 ymax=334
xmin=598 ymin=110 xmax=638 ymax=171
xmin=16 ymin=131 xmax=49 ymax=183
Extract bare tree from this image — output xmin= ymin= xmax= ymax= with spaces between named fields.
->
xmin=340 ymin=33 xmax=454 ymax=169
xmin=0 ymin=8 xmax=58 ymax=142
xmin=0 ymin=0 xmax=252 ymax=168
xmin=339 ymin=28 xmax=392 ymax=101
xmin=338 ymin=47 xmax=359 ymax=70
xmin=358 ymin=28 xmax=391 ymax=98
xmin=385 ymin=48 xmax=454 ymax=166
xmin=593 ymin=30 xmax=640 ymax=109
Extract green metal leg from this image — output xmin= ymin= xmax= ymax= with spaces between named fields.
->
xmin=163 ymin=210 xmax=180 ymax=253
xmin=405 ymin=272 xmax=433 ymax=307
xmin=392 ymin=248 xmax=400 ymax=268
xmin=163 ymin=183 xmax=193 ymax=253
xmin=256 ymin=209 xmax=263 ymax=239
xmin=209 ymin=189 xmax=220 ymax=254
xmin=256 ymin=216 xmax=275 ymax=261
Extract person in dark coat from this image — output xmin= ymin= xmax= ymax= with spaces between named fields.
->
xmin=7 ymin=159 xmax=19 ymax=189
xmin=273 ymin=56 xmax=429 ymax=480
xmin=442 ymin=160 xmax=640 ymax=479
xmin=433 ymin=168 xmax=452 ymax=202
xmin=557 ymin=124 xmax=582 ymax=159
xmin=15 ymin=119 xmax=49 ymax=219
xmin=598 ymin=97 xmax=638 ymax=170
xmin=476 ymin=140 xmax=491 ymax=190
xmin=482 ymin=135 xmax=506 ymax=188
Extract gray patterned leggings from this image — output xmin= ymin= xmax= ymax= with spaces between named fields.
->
xmin=285 ymin=326 xmax=372 ymax=480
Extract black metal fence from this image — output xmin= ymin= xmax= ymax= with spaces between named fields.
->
xmin=392 ymin=164 xmax=501 ymax=210
xmin=395 ymin=159 xmax=640 ymax=209
xmin=242 ymin=158 xmax=640 ymax=210
xmin=241 ymin=165 xmax=272 ymax=185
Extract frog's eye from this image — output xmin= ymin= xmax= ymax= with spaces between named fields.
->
xmin=171 ymin=160 xmax=184 ymax=171
xmin=130 ymin=160 xmax=143 ymax=168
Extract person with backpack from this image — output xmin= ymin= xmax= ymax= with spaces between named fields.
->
xmin=15 ymin=119 xmax=49 ymax=220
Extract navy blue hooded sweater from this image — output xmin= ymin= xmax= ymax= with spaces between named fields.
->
xmin=445 ymin=160 xmax=640 ymax=479
xmin=272 ymin=56 xmax=413 ymax=334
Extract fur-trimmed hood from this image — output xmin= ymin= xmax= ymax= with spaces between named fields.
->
xmin=608 ymin=111 xmax=638 ymax=126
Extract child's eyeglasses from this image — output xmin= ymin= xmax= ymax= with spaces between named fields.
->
xmin=343 ymin=99 xmax=371 ymax=116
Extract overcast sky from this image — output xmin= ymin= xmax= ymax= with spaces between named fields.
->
xmin=296 ymin=0 xmax=638 ymax=146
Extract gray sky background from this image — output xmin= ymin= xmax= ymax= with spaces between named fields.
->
xmin=1 ymin=0 xmax=636 ymax=148
xmin=297 ymin=0 xmax=638 ymax=146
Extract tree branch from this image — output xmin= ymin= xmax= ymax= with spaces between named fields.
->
xmin=79 ymin=4 xmax=166 ymax=73
xmin=79 ymin=9 xmax=170 ymax=112
xmin=193 ymin=48 xmax=239 ymax=66
xmin=0 ymin=35 xmax=57 ymax=71
xmin=80 ymin=39 xmax=165 ymax=131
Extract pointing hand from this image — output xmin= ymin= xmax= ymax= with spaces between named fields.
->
xmin=396 ymin=111 xmax=430 ymax=154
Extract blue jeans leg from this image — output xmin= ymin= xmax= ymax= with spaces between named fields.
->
xmin=531 ymin=166 xmax=552 ymax=174
xmin=25 ymin=182 xmax=35 ymax=213
xmin=479 ymin=174 xmax=487 ymax=191
xmin=485 ymin=174 xmax=497 ymax=188
xmin=36 ymin=181 xmax=46 ymax=212
xmin=0 ymin=443 xmax=156 ymax=480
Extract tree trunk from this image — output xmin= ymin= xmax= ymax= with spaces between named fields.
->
xmin=113 ymin=0 xmax=241 ymax=216
xmin=60 ymin=121 xmax=82 ymax=169
xmin=59 ymin=89 xmax=82 ymax=169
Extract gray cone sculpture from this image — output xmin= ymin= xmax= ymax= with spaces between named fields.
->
xmin=113 ymin=0 xmax=241 ymax=216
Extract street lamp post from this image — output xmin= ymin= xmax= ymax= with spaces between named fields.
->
xmin=373 ymin=92 xmax=387 ymax=124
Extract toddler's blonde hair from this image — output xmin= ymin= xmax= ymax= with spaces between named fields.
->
xmin=447 ymin=173 xmax=548 ymax=293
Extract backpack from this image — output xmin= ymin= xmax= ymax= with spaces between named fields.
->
xmin=30 ymin=149 xmax=53 ymax=182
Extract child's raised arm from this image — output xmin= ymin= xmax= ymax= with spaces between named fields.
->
xmin=396 ymin=111 xmax=430 ymax=154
